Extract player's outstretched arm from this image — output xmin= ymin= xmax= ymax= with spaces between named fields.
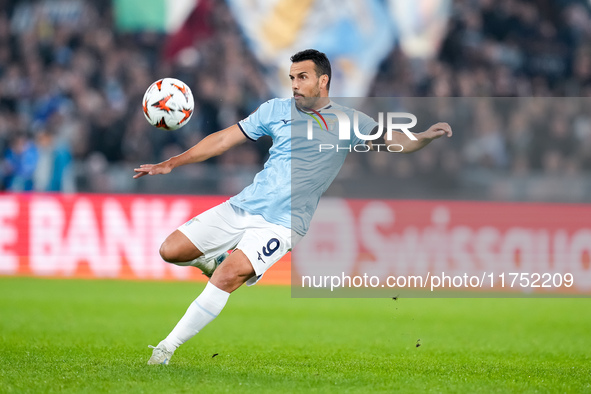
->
xmin=385 ymin=122 xmax=452 ymax=154
xmin=133 ymin=124 xmax=247 ymax=179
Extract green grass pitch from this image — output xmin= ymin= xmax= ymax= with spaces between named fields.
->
xmin=0 ymin=277 xmax=589 ymax=393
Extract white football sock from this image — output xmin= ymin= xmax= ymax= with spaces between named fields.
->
xmin=161 ymin=282 xmax=230 ymax=351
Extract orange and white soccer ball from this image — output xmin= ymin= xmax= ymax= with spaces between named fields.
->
xmin=142 ymin=78 xmax=194 ymax=130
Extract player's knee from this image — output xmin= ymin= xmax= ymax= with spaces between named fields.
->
xmin=159 ymin=241 xmax=178 ymax=263
xmin=159 ymin=230 xmax=203 ymax=263
xmin=210 ymin=251 xmax=255 ymax=292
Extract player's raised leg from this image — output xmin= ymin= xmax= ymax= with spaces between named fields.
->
xmin=159 ymin=230 xmax=202 ymax=262
xmin=159 ymin=230 xmax=226 ymax=277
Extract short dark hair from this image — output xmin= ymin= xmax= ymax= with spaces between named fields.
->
xmin=290 ymin=49 xmax=331 ymax=91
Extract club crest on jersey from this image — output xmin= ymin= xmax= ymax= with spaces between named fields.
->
xmin=184 ymin=217 xmax=199 ymax=226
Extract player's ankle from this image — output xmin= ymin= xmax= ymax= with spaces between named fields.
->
xmin=159 ymin=339 xmax=178 ymax=352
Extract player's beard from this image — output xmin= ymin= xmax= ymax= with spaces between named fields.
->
xmin=294 ymin=84 xmax=322 ymax=110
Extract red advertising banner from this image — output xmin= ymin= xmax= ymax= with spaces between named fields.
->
xmin=2 ymin=194 xmax=590 ymax=294
xmin=0 ymin=193 xmax=291 ymax=284
xmin=293 ymin=198 xmax=591 ymax=295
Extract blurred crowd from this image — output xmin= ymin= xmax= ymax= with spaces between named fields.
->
xmin=0 ymin=0 xmax=270 ymax=193
xmin=367 ymin=0 xmax=591 ymax=200
xmin=0 ymin=0 xmax=590 ymax=201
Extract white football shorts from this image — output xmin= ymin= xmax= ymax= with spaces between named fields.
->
xmin=178 ymin=201 xmax=299 ymax=285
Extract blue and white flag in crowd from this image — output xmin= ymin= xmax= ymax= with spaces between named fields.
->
xmin=387 ymin=0 xmax=451 ymax=59
xmin=225 ymin=0 xmax=396 ymax=97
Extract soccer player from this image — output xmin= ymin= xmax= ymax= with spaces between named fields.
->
xmin=134 ymin=49 xmax=452 ymax=365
